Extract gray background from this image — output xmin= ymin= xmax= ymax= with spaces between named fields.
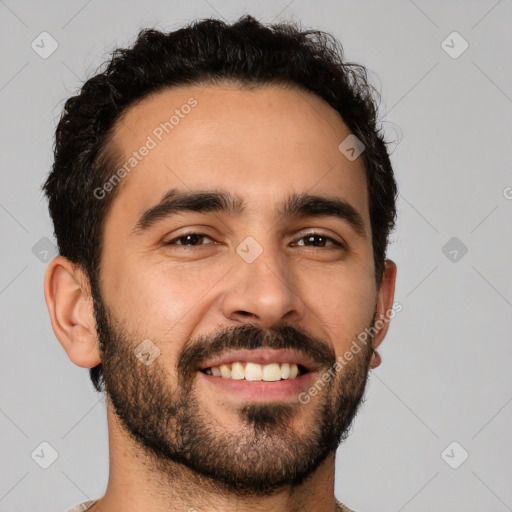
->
xmin=1 ymin=1 xmax=511 ymax=511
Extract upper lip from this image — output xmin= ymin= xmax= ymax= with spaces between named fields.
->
xmin=198 ymin=348 xmax=320 ymax=372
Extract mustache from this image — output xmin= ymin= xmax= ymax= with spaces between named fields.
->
xmin=177 ymin=323 xmax=336 ymax=381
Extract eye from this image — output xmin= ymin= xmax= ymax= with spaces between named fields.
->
xmin=163 ymin=233 xmax=215 ymax=247
xmin=162 ymin=232 xmax=344 ymax=249
xmin=294 ymin=233 xmax=344 ymax=248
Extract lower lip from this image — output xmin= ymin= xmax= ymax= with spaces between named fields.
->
xmin=197 ymin=371 xmax=316 ymax=402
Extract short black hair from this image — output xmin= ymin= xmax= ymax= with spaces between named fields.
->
xmin=43 ymin=15 xmax=398 ymax=393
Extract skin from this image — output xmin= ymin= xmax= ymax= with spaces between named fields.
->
xmin=44 ymin=83 xmax=397 ymax=512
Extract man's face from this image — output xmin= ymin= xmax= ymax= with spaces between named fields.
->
xmin=94 ymin=83 xmax=382 ymax=493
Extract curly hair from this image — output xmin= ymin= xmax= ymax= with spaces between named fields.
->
xmin=43 ymin=15 xmax=398 ymax=393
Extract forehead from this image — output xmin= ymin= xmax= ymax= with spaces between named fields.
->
xmin=106 ymin=83 xmax=369 ymax=226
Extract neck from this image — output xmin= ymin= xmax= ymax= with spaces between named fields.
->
xmin=92 ymin=403 xmax=338 ymax=512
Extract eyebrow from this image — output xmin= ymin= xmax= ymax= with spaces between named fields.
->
xmin=131 ymin=188 xmax=367 ymax=238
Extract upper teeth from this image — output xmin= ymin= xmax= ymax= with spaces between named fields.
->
xmin=205 ymin=362 xmax=300 ymax=381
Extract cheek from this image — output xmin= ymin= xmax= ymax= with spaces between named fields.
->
xmin=301 ymin=266 xmax=376 ymax=347
xmin=104 ymin=259 xmax=222 ymax=340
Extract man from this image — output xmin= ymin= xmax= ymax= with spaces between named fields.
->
xmin=43 ymin=15 xmax=398 ymax=512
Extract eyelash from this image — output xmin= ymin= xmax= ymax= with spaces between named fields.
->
xmin=163 ymin=232 xmax=345 ymax=249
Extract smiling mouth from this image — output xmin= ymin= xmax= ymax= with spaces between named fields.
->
xmin=200 ymin=361 xmax=309 ymax=381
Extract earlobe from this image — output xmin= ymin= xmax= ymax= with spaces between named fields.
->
xmin=370 ymin=259 xmax=398 ymax=362
xmin=369 ymin=350 xmax=381 ymax=369
xmin=44 ymin=256 xmax=101 ymax=368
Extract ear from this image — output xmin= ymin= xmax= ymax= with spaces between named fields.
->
xmin=44 ymin=256 xmax=101 ymax=368
xmin=369 ymin=259 xmax=397 ymax=369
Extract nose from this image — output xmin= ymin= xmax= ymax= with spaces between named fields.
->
xmin=221 ymin=245 xmax=305 ymax=329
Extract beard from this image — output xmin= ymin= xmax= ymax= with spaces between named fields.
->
xmin=92 ymin=287 xmax=374 ymax=496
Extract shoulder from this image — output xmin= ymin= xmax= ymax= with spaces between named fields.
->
xmin=66 ymin=500 xmax=98 ymax=512
xmin=336 ymin=500 xmax=358 ymax=512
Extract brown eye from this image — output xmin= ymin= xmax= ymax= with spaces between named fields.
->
xmin=164 ymin=233 xmax=214 ymax=246
xmin=295 ymin=233 xmax=343 ymax=248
